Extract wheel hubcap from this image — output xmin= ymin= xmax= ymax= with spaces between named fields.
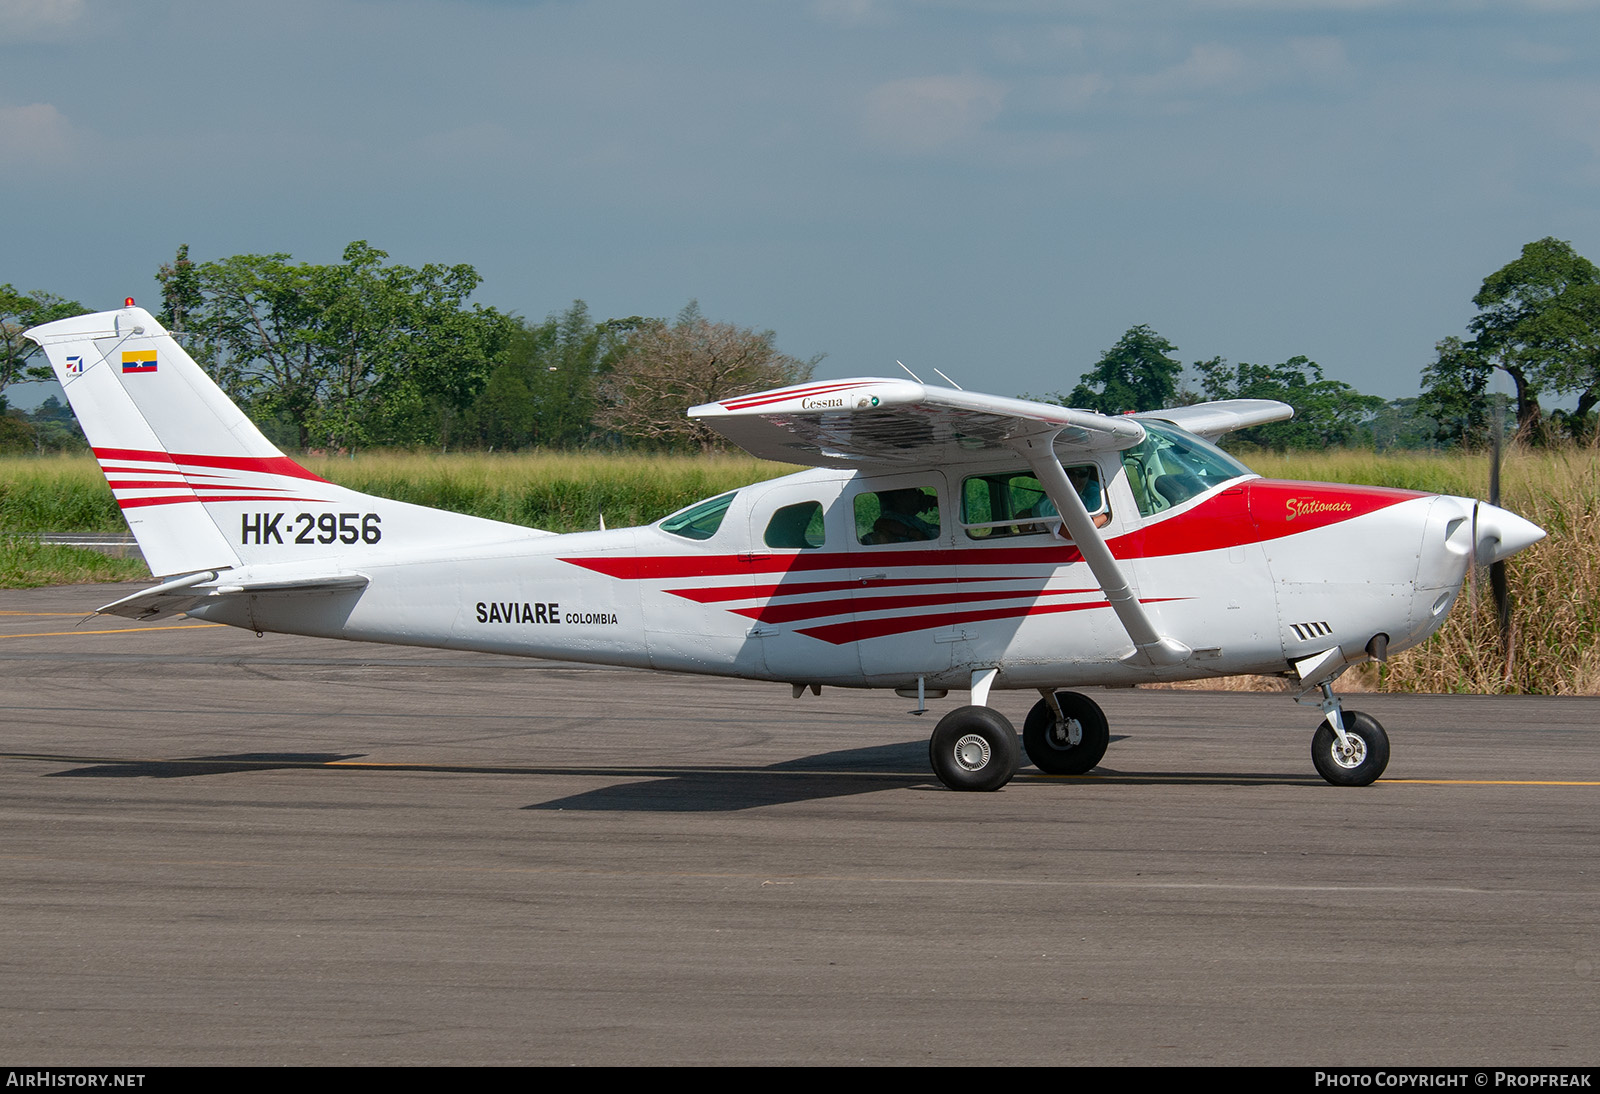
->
xmin=953 ymin=733 xmax=992 ymax=771
xmin=1331 ymin=732 xmax=1368 ymax=769
xmin=1049 ymin=719 xmax=1080 ymax=749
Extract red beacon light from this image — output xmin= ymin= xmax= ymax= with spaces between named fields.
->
xmin=124 ymin=297 xmax=136 ymax=307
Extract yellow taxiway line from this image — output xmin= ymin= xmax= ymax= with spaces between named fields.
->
xmin=0 ymin=623 xmax=226 ymax=639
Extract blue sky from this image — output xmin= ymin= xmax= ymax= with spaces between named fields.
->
xmin=4 ymin=0 xmax=1599 ymax=409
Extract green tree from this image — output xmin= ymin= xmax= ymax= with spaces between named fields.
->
xmin=1194 ymin=355 xmax=1384 ymax=450
xmin=1417 ymin=336 xmax=1492 ymax=447
xmin=1359 ymin=397 xmax=1443 ymax=451
xmin=1 ymin=284 xmax=87 ymax=409
xmin=467 ymin=301 xmax=642 ymax=449
xmin=1058 ymin=325 xmax=1183 ymax=414
xmin=598 ymin=302 xmax=818 ymax=452
xmin=159 ymin=243 xmax=512 ymax=449
xmin=156 ymin=244 xmax=204 ymax=338
xmin=1422 ymin=237 xmax=1600 ymax=442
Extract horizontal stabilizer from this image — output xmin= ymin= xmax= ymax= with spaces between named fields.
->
xmin=99 ymin=572 xmax=370 ymax=621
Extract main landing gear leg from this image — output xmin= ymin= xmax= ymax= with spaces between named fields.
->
xmin=1022 ymin=689 xmax=1110 ymax=775
xmin=927 ymin=668 xmax=1020 ymax=792
xmin=1297 ymin=681 xmax=1390 ymax=787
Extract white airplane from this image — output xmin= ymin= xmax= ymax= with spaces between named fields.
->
xmin=26 ymin=304 xmax=1546 ymax=791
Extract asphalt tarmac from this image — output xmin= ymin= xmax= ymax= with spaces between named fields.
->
xmin=2 ymin=582 xmax=1597 ymax=1066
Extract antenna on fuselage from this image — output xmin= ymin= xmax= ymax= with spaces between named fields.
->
xmin=931 ymin=368 xmax=964 ymax=391
xmin=896 ymin=360 xmax=923 ymax=383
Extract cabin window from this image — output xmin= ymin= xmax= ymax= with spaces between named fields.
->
xmin=660 ymin=491 xmax=737 ymax=541
xmin=764 ymin=501 xmax=826 ymax=549
xmin=960 ymin=465 xmax=1105 ymax=539
xmin=855 ymin=486 xmax=940 ymax=545
xmin=1120 ymin=420 xmax=1253 ymax=517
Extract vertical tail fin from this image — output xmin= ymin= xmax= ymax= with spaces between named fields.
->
xmin=26 ymin=306 xmax=251 ymax=576
xmin=26 ymin=304 xmax=542 ymax=579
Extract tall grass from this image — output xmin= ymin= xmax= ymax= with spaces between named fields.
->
xmin=297 ymin=450 xmax=793 ymax=533
xmin=0 ymin=451 xmax=796 ymax=536
xmin=0 ymin=535 xmax=149 ymax=587
xmin=4 ymin=447 xmax=1595 ymax=694
xmin=0 ymin=454 xmax=124 ymax=533
xmin=1350 ymin=448 xmax=1600 ymax=696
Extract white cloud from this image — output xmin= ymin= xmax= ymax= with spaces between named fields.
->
xmin=0 ymin=102 xmax=76 ymax=170
xmin=0 ymin=0 xmax=84 ymax=40
xmin=1033 ymin=72 xmax=1111 ymax=113
xmin=810 ymin=0 xmax=888 ymax=26
xmin=1506 ymin=39 xmax=1576 ymax=65
xmin=862 ymin=74 xmax=1007 ymax=152
xmin=1288 ymin=36 xmax=1349 ymax=78
xmin=988 ymin=24 xmax=1087 ymax=66
xmin=1133 ymin=43 xmax=1249 ymax=98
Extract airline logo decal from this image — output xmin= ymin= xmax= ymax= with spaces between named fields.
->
xmin=65 ymin=355 xmax=86 ymax=375
xmin=121 ymin=350 xmax=158 ymax=373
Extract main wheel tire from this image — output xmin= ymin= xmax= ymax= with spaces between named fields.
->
xmin=1311 ymin=710 xmax=1390 ymax=787
xmin=929 ymin=706 xmax=1020 ymax=792
xmin=1022 ymin=691 xmax=1110 ymax=775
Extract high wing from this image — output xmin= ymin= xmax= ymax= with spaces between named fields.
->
xmin=693 ymin=378 xmax=1276 ymax=668
xmin=690 ymin=378 xmax=1147 ymax=470
xmin=691 ymin=379 xmax=1292 ymax=468
xmin=1133 ymin=399 xmax=1293 ymax=442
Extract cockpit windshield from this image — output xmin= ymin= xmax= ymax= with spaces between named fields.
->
xmin=1121 ymin=420 xmax=1254 ymax=517
xmin=660 ymin=491 xmax=737 ymax=540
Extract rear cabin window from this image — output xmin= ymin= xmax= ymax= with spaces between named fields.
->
xmin=960 ymin=465 xmax=1104 ymax=539
xmin=854 ymin=486 xmax=940 ymax=545
xmin=764 ymin=501 xmax=826 ymax=549
xmin=660 ymin=492 xmax=737 ymax=541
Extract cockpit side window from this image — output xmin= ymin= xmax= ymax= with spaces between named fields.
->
xmin=1120 ymin=421 xmax=1253 ymax=517
xmin=960 ymin=465 xmax=1106 ymax=539
xmin=660 ymin=491 xmax=737 ymax=541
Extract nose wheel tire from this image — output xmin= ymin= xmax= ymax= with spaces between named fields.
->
xmin=1022 ymin=691 xmax=1110 ymax=775
xmin=1311 ymin=710 xmax=1390 ymax=787
xmin=929 ymin=706 xmax=1020 ymax=792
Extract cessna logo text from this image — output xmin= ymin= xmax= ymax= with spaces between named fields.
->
xmin=800 ymin=396 xmax=845 ymax=409
xmin=1286 ymin=498 xmax=1353 ymax=521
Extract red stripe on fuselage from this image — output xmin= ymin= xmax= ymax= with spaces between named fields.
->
xmin=564 ymin=543 xmax=1085 ymax=580
xmin=561 ymin=480 xmax=1422 ymax=581
xmin=732 ymin=585 xmax=1104 ymax=625
xmin=797 ymin=597 xmax=1188 ymax=645
xmin=667 ymin=574 xmax=1048 ymax=604
xmin=559 ymin=479 xmax=1424 ymax=643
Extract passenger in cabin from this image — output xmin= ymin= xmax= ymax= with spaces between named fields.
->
xmin=1067 ymin=465 xmax=1112 ymax=529
xmin=868 ymin=488 xmax=939 ymax=543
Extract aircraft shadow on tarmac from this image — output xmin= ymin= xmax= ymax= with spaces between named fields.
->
xmin=44 ymin=752 xmax=367 ymax=778
xmin=23 ymin=734 xmax=1322 ymax=808
xmin=525 ymin=739 xmax=939 ymax=812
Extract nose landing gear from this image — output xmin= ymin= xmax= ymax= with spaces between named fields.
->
xmin=1300 ymin=680 xmax=1390 ymax=787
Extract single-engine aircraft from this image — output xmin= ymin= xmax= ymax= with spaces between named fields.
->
xmin=26 ymin=304 xmax=1546 ymax=791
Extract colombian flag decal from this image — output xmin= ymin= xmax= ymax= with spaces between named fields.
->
xmin=121 ymin=350 xmax=157 ymax=373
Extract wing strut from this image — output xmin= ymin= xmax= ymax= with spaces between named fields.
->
xmin=1011 ymin=432 xmax=1192 ymax=667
